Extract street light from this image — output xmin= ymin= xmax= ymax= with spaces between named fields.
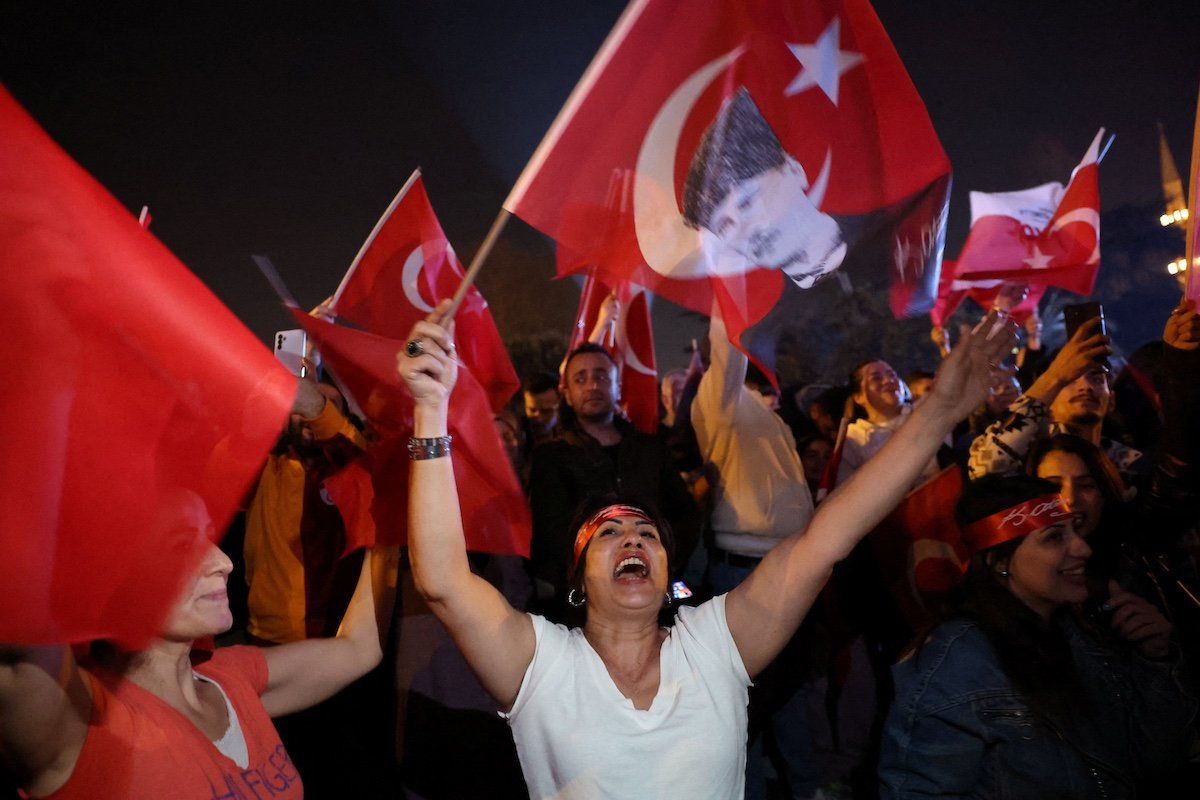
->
xmin=1160 ymin=207 xmax=1190 ymax=227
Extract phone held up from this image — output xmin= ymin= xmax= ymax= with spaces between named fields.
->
xmin=1062 ymin=302 xmax=1109 ymax=371
xmin=274 ymin=329 xmax=308 ymax=378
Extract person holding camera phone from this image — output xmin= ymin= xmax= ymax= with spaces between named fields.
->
xmin=400 ymin=301 xmax=1015 ymax=798
xmin=879 ymin=473 xmax=1193 ymax=799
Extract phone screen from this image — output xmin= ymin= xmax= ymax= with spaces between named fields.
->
xmin=671 ymin=580 xmax=693 ymax=600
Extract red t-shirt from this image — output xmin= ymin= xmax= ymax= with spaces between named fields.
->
xmin=37 ymin=646 xmax=303 ymax=799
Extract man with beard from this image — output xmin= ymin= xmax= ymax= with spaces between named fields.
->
xmin=968 ymin=317 xmax=1145 ymax=480
xmin=528 ymin=344 xmax=699 ymax=620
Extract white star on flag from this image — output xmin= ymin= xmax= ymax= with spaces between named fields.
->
xmin=785 ymin=18 xmax=865 ymax=104
xmin=1024 ymin=243 xmax=1053 ymax=270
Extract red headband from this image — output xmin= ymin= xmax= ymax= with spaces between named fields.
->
xmin=572 ymin=504 xmax=652 ymax=568
xmin=961 ymin=493 xmax=1069 ymax=555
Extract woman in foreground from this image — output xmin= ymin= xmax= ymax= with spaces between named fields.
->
xmin=401 ymin=302 xmax=1015 ymax=798
xmin=878 ymin=474 xmax=1194 ymax=798
xmin=0 ymin=381 xmax=396 ymax=799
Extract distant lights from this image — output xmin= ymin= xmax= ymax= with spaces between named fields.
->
xmin=1167 ymin=257 xmax=1198 ymax=275
xmin=1160 ymin=208 xmax=1190 ymax=226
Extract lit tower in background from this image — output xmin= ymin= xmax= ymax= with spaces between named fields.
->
xmin=1159 ymin=122 xmax=1191 ymax=286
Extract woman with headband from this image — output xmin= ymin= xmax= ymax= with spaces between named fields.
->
xmin=399 ymin=302 xmax=1015 ymax=799
xmin=879 ymin=474 xmax=1193 ymax=799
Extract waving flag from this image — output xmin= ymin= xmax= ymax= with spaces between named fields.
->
xmin=505 ymin=0 xmax=950 ymax=380
xmin=565 ymin=266 xmax=660 ymax=434
xmin=931 ymin=260 xmax=1045 ymax=328
xmin=868 ymin=466 xmax=968 ymax=629
xmin=332 ymin=170 xmax=519 ymax=412
xmin=955 ymin=130 xmax=1105 ymax=296
xmin=0 ymin=87 xmax=294 ymax=646
xmin=292 ymin=313 xmax=531 ymax=557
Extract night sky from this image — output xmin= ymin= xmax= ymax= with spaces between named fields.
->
xmin=4 ymin=0 xmax=1199 ymax=373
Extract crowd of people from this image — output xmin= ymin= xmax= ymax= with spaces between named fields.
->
xmin=2 ymin=291 xmax=1199 ymax=799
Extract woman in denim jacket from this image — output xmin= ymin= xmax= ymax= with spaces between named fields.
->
xmin=879 ymin=475 xmax=1195 ymax=799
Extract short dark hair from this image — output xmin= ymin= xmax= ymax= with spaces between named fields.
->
xmin=563 ymin=343 xmax=616 ymax=375
xmin=523 ymin=370 xmax=559 ymax=396
xmin=682 ymin=87 xmax=785 ymax=231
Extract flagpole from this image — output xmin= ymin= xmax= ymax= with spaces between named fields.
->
xmin=1186 ymin=85 xmax=1200 ymax=302
xmin=445 ymin=208 xmax=511 ymax=320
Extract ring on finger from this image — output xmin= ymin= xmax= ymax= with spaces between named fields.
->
xmin=405 ymin=339 xmax=425 ymax=358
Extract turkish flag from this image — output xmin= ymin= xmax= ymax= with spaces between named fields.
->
xmin=931 ymin=260 xmax=1045 ymax=328
xmin=506 ymin=0 xmax=950 ymax=380
xmin=564 ymin=266 xmax=660 ymax=434
xmin=332 ymin=170 xmax=519 ymax=413
xmin=868 ymin=466 xmax=968 ymax=629
xmin=954 ymin=130 xmax=1104 ymax=296
xmin=293 ymin=312 xmax=530 ymax=557
xmin=0 ymin=87 xmax=294 ymax=646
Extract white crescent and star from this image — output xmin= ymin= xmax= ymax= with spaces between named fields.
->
xmin=615 ymin=287 xmax=656 ymax=376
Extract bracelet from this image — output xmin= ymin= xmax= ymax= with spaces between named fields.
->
xmin=408 ymin=435 xmax=452 ymax=461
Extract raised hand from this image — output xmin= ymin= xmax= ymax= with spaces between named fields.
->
xmin=397 ymin=300 xmax=458 ymax=410
xmin=1024 ymin=316 xmax=1111 ymax=405
xmin=926 ymin=310 xmax=1018 ymax=422
xmin=1106 ymin=580 xmax=1172 ymax=659
xmin=1163 ymin=299 xmax=1200 ymax=351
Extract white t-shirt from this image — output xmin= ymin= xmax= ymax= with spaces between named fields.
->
xmin=501 ymin=595 xmax=751 ymax=799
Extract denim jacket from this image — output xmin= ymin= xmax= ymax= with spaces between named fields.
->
xmin=879 ymin=617 xmax=1194 ymax=799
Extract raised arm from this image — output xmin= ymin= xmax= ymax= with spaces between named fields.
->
xmin=725 ymin=312 xmax=1017 ymax=677
xmin=259 ymin=543 xmax=397 ymax=716
xmin=400 ymin=302 xmax=534 ymax=710
xmin=0 ymin=645 xmax=92 ymax=797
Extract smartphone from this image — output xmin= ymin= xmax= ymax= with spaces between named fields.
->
xmin=1062 ymin=302 xmax=1105 ymax=341
xmin=1062 ymin=302 xmax=1109 ymax=370
xmin=274 ymin=329 xmax=308 ymax=378
xmin=671 ymin=580 xmax=693 ymax=600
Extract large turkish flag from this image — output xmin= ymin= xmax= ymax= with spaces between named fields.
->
xmin=0 ymin=87 xmax=294 ymax=646
xmin=507 ymin=0 xmax=950 ymax=378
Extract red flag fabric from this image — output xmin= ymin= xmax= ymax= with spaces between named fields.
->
xmin=867 ymin=466 xmax=968 ymax=629
xmin=505 ymin=0 xmax=950 ymax=381
xmin=1186 ymin=87 xmax=1200 ymax=303
xmin=954 ymin=130 xmax=1104 ymax=295
xmin=292 ymin=312 xmax=530 ymax=557
xmin=931 ymin=260 xmax=1045 ymax=328
xmin=332 ymin=170 xmax=519 ymax=413
xmin=0 ymin=87 xmax=294 ymax=646
xmin=564 ymin=267 xmax=660 ymax=434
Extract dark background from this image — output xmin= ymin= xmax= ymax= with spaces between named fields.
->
xmin=3 ymin=0 xmax=1199 ymax=380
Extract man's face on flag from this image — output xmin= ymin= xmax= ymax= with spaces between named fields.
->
xmin=683 ymin=88 xmax=845 ymax=288
xmin=701 ymin=156 xmax=844 ymax=288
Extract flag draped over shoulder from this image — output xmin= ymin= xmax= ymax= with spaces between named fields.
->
xmin=0 ymin=87 xmax=294 ymax=646
xmin=332 ymin=170 xmax=519 ymax=413
xmin=565 ymin=265 xmax=660 ymax=434
xmin=954 ymin=130 xmax=1104 ymax=296
xmin=506 ymin=0 xmax=950 ymax=379
xmin=293 ymin=313 xmax=530 ymax=557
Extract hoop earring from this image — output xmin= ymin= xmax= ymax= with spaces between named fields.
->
xmin=997 ymin=569 xmax=1010 ymax=578
xmin=567 ymin=589 xmax=587 ymax=607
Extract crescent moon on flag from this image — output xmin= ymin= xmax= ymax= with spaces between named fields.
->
xmin=1049 ymin=208 xmax=1101 ymax=264
xmin=401 ymin=245 xmax=435 ymax=313
xmin=907 ymin=539 xmax=962 ymax=596
xmin=634 ymin=48 xmax=833 ymax=279
xmin=616 ymin=319 xmax=656 ymax=376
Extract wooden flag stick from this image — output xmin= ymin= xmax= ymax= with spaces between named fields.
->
xmin=1186 ymin=85 xmax=1200 ymax=302
xmin=445 ymin=208 xmax=511 ymax=320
